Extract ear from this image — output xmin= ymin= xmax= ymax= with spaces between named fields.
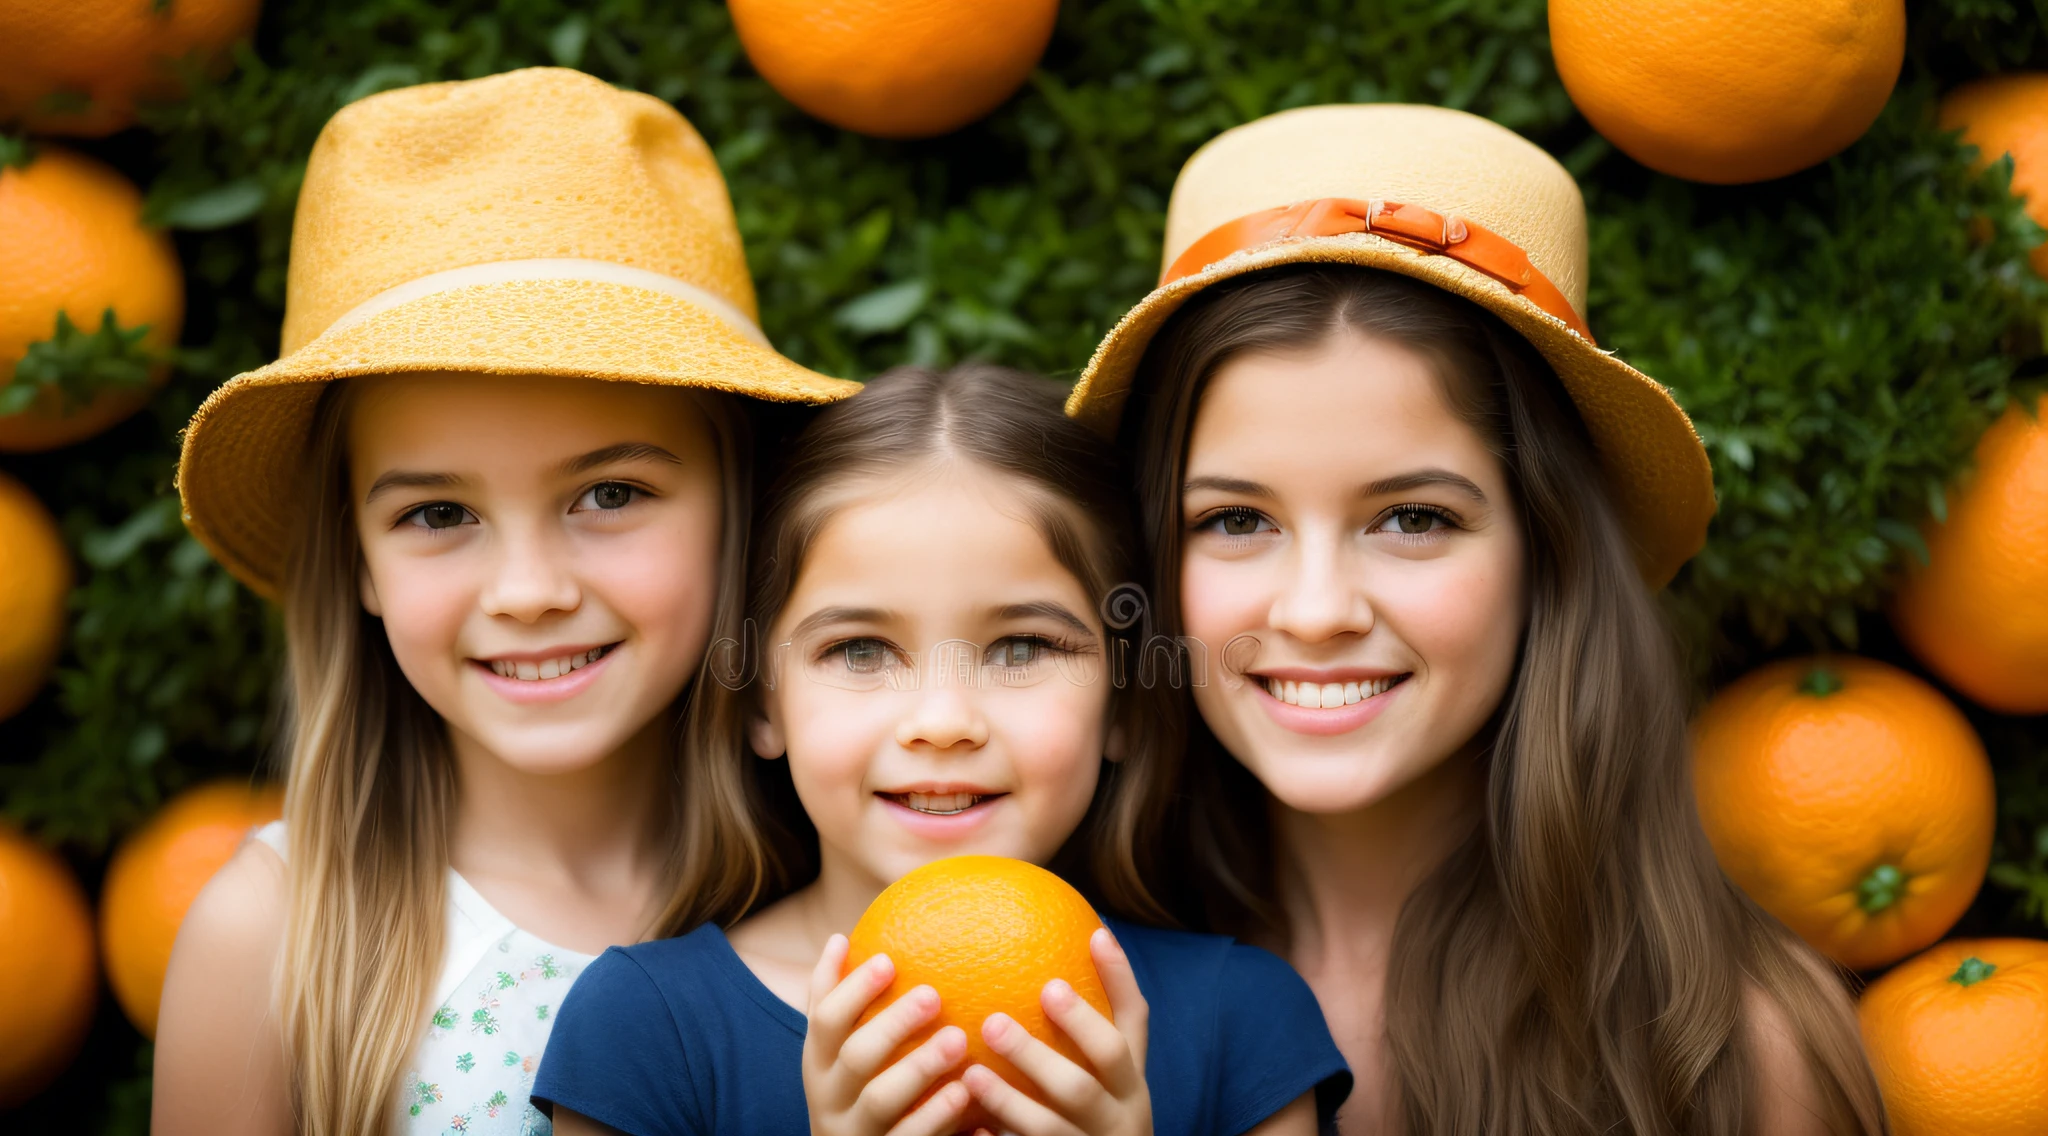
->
xmin=359 ymin=563 xmax=383 ymax=617
xmin=748 ymin=713 xmax=786 ymax=761
xmin=1104 ymin=721 xmax=1129 ymax=764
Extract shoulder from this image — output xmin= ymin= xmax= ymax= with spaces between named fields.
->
xmin=1106 ymin=919 xmax=1316 ymax=1006
xmin=171 ymin=834 xmax=288 ymax=973
xmin=1743 ymin=981 xmax=1833 ymax=1136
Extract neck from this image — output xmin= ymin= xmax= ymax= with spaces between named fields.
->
xmin=445 ymin=717 xmax=670 ymax=888
xmin=1272 ymin=751 xmax=1483 ymax=974
xmin=784 ymin=848 xmax=895 ymax=955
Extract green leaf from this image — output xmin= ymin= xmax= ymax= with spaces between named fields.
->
xmin=3 ymin=309 xmax=156 ymax=416
xmin=148 ymin=179 xmax=266 ymax=230
xmin=0 ymin=134 xmax=34 ymax=170
xmin=835 ymin=280 xmax=930 ymax=336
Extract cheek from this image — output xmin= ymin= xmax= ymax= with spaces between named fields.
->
xmin=993 ymin=687 xmax=1107 ymax=804
xmin=588 ymin=503 xmax=723 ymax=651
xmin=1389 ymin=552 xmax=1523 ymax=692
xmin=360 ymin=545 xmax=473 ymax=667
xmin=1181 ymin=555 xmax=1267 ymax=645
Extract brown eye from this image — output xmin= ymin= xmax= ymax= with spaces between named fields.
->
xmin=577 ymin=482 xmax=638 ymax=511
xmin=1391 ymin=509 xmax=1442 ymax=534
xmin=413 ymin=503 xmax=470 ymax=530
xmin=1217 ymin=509 xmax=1267 ymax=536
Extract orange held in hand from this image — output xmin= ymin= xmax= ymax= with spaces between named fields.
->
xmin=100 ymin=780 xmax=284 ymax=1039
xmin=1549 ymin=0 xmax=1904 ymax=184
xmin=1892 ymin=396 xmax=2048 ymax=713
xmin=0 ymin=0 xmax=263 ymax=137
xmin=847 ymin=855 xmax=1109 ymax=1128
xmin=1858 ymin=938 xmax=2048 ymax=1136
xmin=730 ymin=0 xmax=1059 ymax=139
xmin=1691 ymin=657 xmax=1994 ymax=972
xmin=0 ymin=470 xmax=70 ymax=723
xmin=0 ymin=144 xmax=184 ymax=453
xmin=0 ymin=822 xmax=96 ymax=1109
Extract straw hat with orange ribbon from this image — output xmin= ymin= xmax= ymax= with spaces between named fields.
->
xmin=177 ymin=67 xmax=860 ymax=598
xmin=1067 ymin=104 xmax=1714 ymax=587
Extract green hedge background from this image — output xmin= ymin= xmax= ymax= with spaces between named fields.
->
xmin=5 ymin=0 xmax=2048 ymax=1127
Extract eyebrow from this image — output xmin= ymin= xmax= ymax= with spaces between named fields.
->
xmin=784 ymin=606 xmax=893 ymax=641
xmin=361 ymin=443 xmax=686 ymax=505
xmin=1183 ymin=469 xmax=1488 ymax=504
xmin=993 ymin=601 xmax=1095 ymax=636
xmin=555 ymin=442 xmax=685 ymax=477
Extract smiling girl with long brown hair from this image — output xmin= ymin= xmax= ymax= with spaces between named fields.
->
xmin=1070 ymin=104 xmax=1889 ymax=1135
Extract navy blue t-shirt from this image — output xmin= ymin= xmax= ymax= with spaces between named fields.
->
xmin=534 ymin=917 xmax=1350 ymax=1136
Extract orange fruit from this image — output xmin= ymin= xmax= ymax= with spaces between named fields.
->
xmin=730 ymin=0 xmax=1059 ymax=139
xmin=1891 ymin=396 xmax=2048 ymax=713
xmin=100 ymin=780 xmax=283 ymax=1039
xmin=847 ymin=855 xmax=1110 ymax=1129
xmin=0 ymin=0 xmax=262 ymax=137
xmin=0 ymin=469 xmax=70 ymax=722
xmin=0 ymin=145 xmax=183 ymax=452
xmin=0 ymin=822 xmax=96 ymax=1108
xmin=1691 ymin=656 xmax=1994 ymax=971
xmin=1549 ymin=0 xmax=1905 ymax=184
xmin=1859 ymin=938 xmax=2048 ymax=1135
xmin=1942 ymin=74 xmax=2048 ymax=277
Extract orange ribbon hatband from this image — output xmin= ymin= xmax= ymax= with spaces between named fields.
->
xmin=1161 ymin=198 xmax=1593 ymax=344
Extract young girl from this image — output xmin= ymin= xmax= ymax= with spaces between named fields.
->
xmin=534 ymin=366 xmax=1352 ymax=1136
xmin=1067 ymin=105 xmax=1889 ymax=1134
xmin=152 ymin=68 xmax=855 ymax=1135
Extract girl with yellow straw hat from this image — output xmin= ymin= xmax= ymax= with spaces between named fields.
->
xmin=152 ymin=68 xmax=856 ymax=1136
xmin=1068 ymin=104 xmax=1887 ymax=1134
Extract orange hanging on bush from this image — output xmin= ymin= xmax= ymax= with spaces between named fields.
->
xmin=0 ymin=469 xmax=70 ymax=723
xmin=0 ymin=822 xmax=97 ymax=1109
xmin=1859 ymin=938 xmax=2048 ymax=1136
xmin=0 ymin=0 xmax=263 ymax=137
xmin=847 ymin=855 xmax=1109 ymax=1130
xmin=1549 ymin=0 xmax=1905 ymax=184
xmin=0 ymin=144 xmax=184 ymax=453
xmin=1940 ymin=73 xmax=2048 ymax=277
xmin=1891 ymin=395 xmax=2048 ymax=714
xmin=100 ymin=780 xmax=284 ymax=1039
xmin=1691 ymin=656 xmax=1994 ymax=971
xmin=729 ymin=0 xmax=1060 ymax=139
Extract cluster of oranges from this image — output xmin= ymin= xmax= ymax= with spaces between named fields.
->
xmin=0 ymin=782 xmax=281 ymax=1107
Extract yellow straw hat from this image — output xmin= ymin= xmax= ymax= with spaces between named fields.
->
xmin=1066 ymin=104 xmax=1714 ymax=587
xmin=177 ymin=67 xmax=859 ymax=598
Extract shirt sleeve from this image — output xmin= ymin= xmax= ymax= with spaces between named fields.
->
xmin=1211 ymin=943 xmax=1353 ymax=1136
xmin=532 ymin=947 xmax=703 ymax=1136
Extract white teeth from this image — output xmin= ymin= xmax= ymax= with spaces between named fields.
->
xmin=898 ymin=792 xmax=986 ymax=815
xmin=487 ymin=647 xmax=610 ymax=682
xmin=1263 ymin=675 xmax=1401 ymax=707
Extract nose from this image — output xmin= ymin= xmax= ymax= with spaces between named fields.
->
xmin=1267 ymin=525 xmax=1374 ymax=644
xmin=894 ymin=681 xmax=990 ymax=752
xmin=478 ymin=518 xmax=581 ymax=624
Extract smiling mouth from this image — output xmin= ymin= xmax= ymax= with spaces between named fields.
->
xmin=879 ymin=791 xmax=1005 ymax=815
xmin=483 ymin=644 xmax=617 ymax=681
xmin=1261 ymin=674 xmax=1408 ymax=708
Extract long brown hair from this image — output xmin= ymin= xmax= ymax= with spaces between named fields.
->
xmin=663 ymin=363 xmax=1182 ymax=931
xmin=1125 ymin=266 xmax=1887 ymax=1135
xmin=274 ymin=378 xmax=752 ymax=1136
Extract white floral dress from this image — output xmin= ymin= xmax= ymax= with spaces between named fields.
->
xmin=251 ymin=823 xmax=595 ymax=1136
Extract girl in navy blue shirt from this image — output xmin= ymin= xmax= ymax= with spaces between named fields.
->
xmin=536 ymin=366 xmax=1349 ymax=1136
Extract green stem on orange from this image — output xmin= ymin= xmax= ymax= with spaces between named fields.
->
xmin=1856 ymin=863 xmax=1904 ymax=913
xmin=1799 ymin=666 xmax=1844 ymax=697
xmin=1950 ymin=957 xmax=1997 ymax=987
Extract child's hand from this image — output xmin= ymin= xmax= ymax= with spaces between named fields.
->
xmin=803 ymin=933 xmax=972 ymax=1136
xmin=961 ymin=927 xmax=1153 ymax=1136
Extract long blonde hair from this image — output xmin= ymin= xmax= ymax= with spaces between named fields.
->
xmin=1128 ymin=267 xmax=1888 ymax=1135
xmin=273 ymin=378 xmax=751 ymax=1136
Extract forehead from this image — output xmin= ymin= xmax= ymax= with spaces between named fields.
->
xmin=783 ymin=469 xmax=1098 ymax=628
xmin=346 ymin=372 xmax=714 ymax=468
xmin=1186 ymin=332 xmax=1495 ymax=481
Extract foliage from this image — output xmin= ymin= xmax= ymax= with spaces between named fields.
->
xmin=2 ymin=0 xmax=2047 ymax=1127
xmin=1 ymin=310 xmax=161 ymax=415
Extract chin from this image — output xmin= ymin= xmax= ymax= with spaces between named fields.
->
xmin=470 ymin=726 xmax=634 ymax=776
xmin=1245 ymin=744 xmax=1432 ymax=816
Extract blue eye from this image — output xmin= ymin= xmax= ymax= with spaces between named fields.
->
xmin=403 ymin=502 xmax=474 ymax=530
xmin=575 ymin=482 xmax=639 ymax=511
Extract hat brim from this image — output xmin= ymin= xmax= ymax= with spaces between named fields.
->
xmin=178 ymin=276 xmax=861 ymax=599
xmin=1065 ymin=233 xmax=1714 ymax=589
